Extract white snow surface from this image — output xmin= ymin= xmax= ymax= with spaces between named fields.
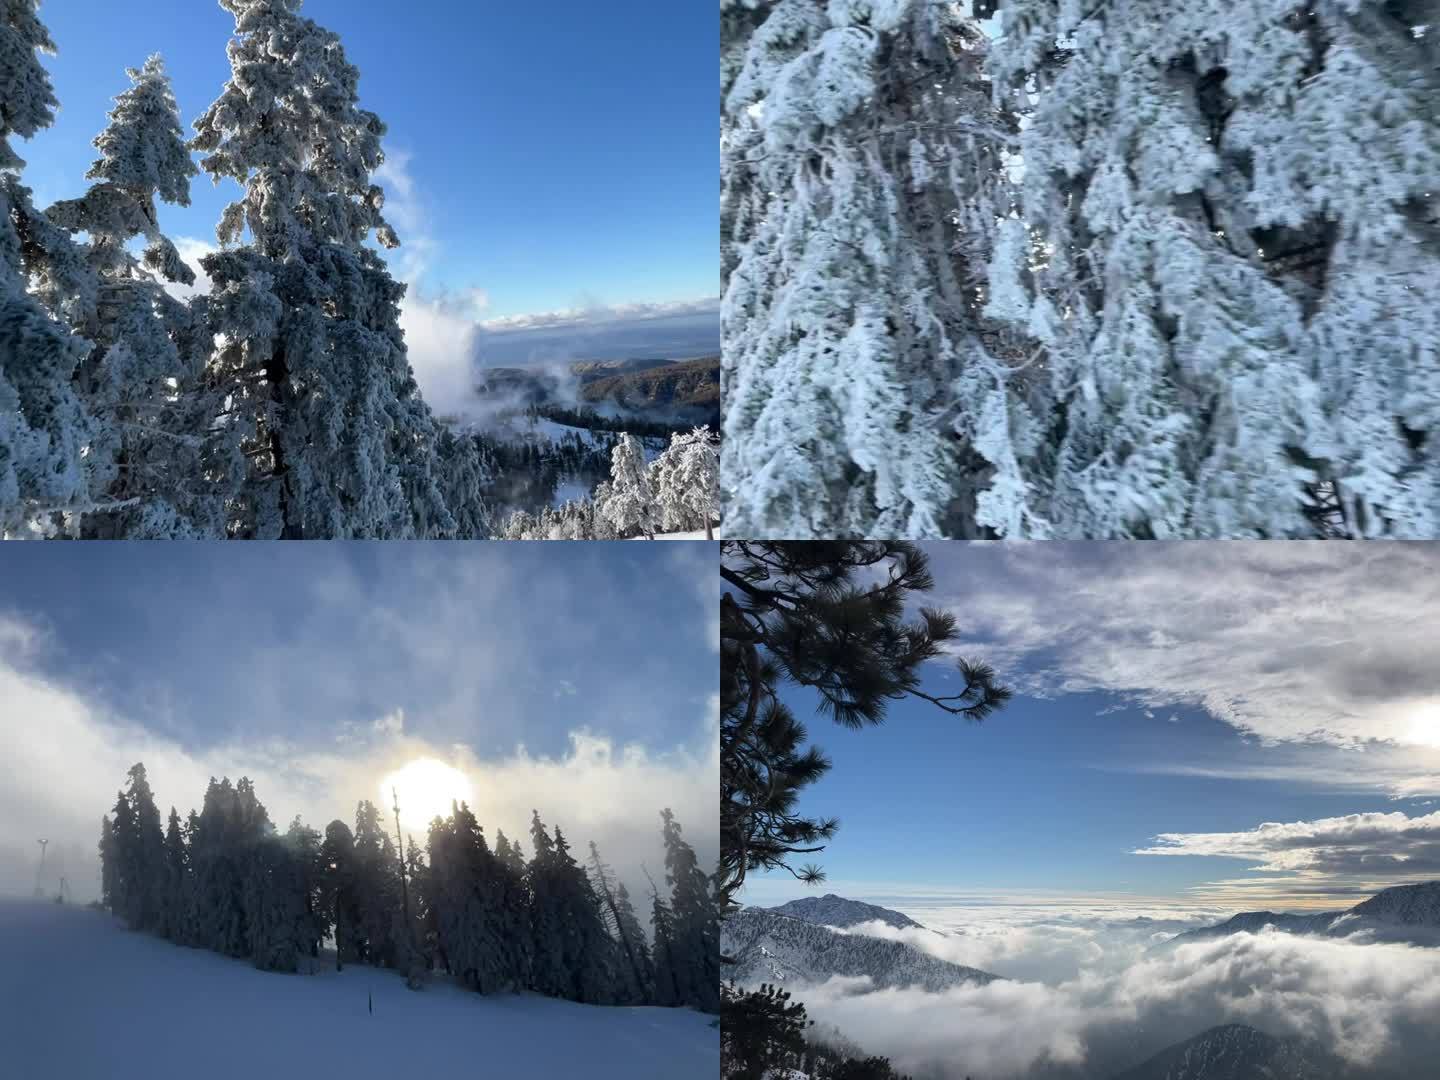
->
xmin=0 ymin=898 xmax=717 ymax=1079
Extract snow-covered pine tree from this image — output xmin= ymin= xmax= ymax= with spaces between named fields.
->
xmin=494 ymin=829 xmax=525 ymax=878
xmin=660 ymin=808 xmax=720 ymax=1012
xmin=985 ymin=0 xmax=1440 ymax=537
xmin=321 ymin=819 xmax=364 ymax=970
xmin=107 ymin=789 xmax=137 ymax=924
xmin=190 ymin=0 xmax=461 ymax=538
xmin=436 ymin=427 xmax=494 ymax=538
xmin=613 ymin=880 xmax=653 ymax=997
xmin=601 ymin=433 xmax=659 ymax=539
xmin=501 ymin=509 xmax=536 ymax=540
xmin=181 ymin=808 xmax=203 ymax=939
xmin=242 ymin=832 xmax=313 ymax=972
xmin=427 ymin=803 xmax=520 ymax=994
xmin=159 ymin=806 xmax=192 ymax=943
xmin=43 ymin=56 xmax=223 ymax=538
xmin=526 ymin=812 xmax=617 ymax=1001
xmin=721 ymin=0 xmax=1018 ymax=537
xmin=645 ymin=866 xmax=682 ymax=1007
xmin=589 ymin=480 xmax=617 ymax=539
xmin=549 ymin=825 xmax=620 ymax=1004
xmin=284 ymin=816 xmax=326 ymax=960
xmin=352 ymin=800 xmax=400 ymax=967
xmin=0 ymin=0 xmax=98 ymax=535
xmin=650 ymin=426 xmax=720 ymax=538
xmin=99 ymin=815 xmax=117 ymax=911
xmin=526 ymin=811 xmax=567 ymax=996
xmin=588 ymin=840 xmax=653 ymax=1003
xmin=405 ymin=839 xmax=436 ymax=972
xmin=191 ymin=777 xmax=258 ymax=957
xmin=116 ymin=763 xmax=167 ymax=933
xmin=491 ymin=826 xmax=535 ymax=984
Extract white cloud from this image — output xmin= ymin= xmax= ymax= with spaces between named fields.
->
xmin=164 ymin=237 xmax=217 ymax=302
xmin=929 ymin=542 xmax=1440 ymax=790
xmin=1135 ymin=809 xmax=1440 ymax=880
xmin=397 ymin=290 xmax=484 ymax=419
xmin=788 ymin=931 xmax=1440 ymax=1078
xmin=0 ymin=608 xmax=716 ymax=910
xmin=373 ymin=708 xmax=406 ymax=737
xmin=369 ymin=148 xmax=496 ymax=418
xmin=374 ymin=149 xmax=436 ymax=287
xmin=478 ymin=297 xmax=720 ymax=334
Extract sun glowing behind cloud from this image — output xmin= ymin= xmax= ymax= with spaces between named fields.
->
xmin=380 ymin=758 xmax=474 ymax=833
xmin=1403 ymin=703 xmax=1440 ymax=749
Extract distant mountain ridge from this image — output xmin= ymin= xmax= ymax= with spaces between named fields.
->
xmin=759 ymin=893 xmax=924 ymax=931
xmin=475 ymin=356 xmax=719 ymax=424
xmin=721 ymin=907 xmax=998 ymax=993
xmin=1111 ymin=1023 xmax=1351 ymax=1080
xmin=1162 ymin=881 xmax=1440 ymax=950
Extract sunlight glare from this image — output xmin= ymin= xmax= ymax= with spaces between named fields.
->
xmin=380 ymin=758 xmax=474 ymax=832
xmin=1404 ymin=703 xmax=1440 ymax=749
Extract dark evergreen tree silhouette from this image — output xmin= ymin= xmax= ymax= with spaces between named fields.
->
xmin=587 ymin=839 xmax=652 ymax=1003
xmin=321 ymin=819 xmax=363 ymax=971
xmin=95 ymin=763 xmax=714 ymax=1009
xmin=661 ymin=808 xmax=720 ymax=1012
xmin=720 ymin=981 xmax=811 ymax=1080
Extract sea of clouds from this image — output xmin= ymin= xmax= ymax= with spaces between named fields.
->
xmin=784 ymin=906 xmax=1440 ymax=1079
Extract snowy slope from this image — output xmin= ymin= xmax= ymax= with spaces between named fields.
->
xmin=1163 ymin=881 xmax=1440 ymax=950
xmin=1110 ymin=1023 xmax=1356 ymax=1080
xmin=721 ymin=908 xmax=997 ymax=992
xmin=0 ymin=899 xmax=716 ymax=1080
xmin=760 ymin=893 xmax=923 ymax=931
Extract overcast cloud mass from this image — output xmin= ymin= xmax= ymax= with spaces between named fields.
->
xmin=0 ymin=543 xmax=718 ymax=917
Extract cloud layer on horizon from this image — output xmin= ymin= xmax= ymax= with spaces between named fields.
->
xmin=165 ymin=153 xmax=716 ymax=419
xmin=788 ymin=929 xmax=1440 ymax=1079
xmin=1135 ymin=810 xmax=1440 ymax=882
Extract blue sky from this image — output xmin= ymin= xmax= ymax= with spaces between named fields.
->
xmin=739 ymin=543 xmax=1440 ymax=916
xmin=27 ymin=0 xmax=716 ymax=320
xmin=0 ymin=542 xmax=719 ymax=903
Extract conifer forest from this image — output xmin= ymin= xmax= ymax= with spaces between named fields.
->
xmin=99 ymin=763 xmax=720 ymax=1012
xmin=1 ymin=0 xmax=719 ymax=539
xmin=721 ymin=0 xmax=1440 ymax=539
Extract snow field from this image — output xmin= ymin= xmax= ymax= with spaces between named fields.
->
xmin=0 ymin=899 xmax=717 ymax=1080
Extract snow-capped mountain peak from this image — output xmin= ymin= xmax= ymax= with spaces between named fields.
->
xmin=1162 ymin=880 xmax=1440 ymax=950
xmin=721 ymin=908 xmax=997 ymax=992
xmin=1111 ymin=1023 xmax=1345 ymax=1080
xmin=759 ymin=893 xmax=923 ymax=931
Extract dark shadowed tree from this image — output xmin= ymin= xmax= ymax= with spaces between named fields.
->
xmin=159 ymin=807 xmax=191 ymax=943
xmin=660 ymin=809 xmax=719 ymax=1012
xmin=321 ymin=820 xmax=363 ymax=971
xmin=720 ymin=981 xmax=811 ymax=1080
xmin=587 ymin=840 xmax=652 ymax=1003
xmin=719 ymin=541 xmax=1012 ymax=912
xmin=352 ymin=800 xmax=400 ymax=968
xmin=646 ymin=865 xmax=681 ymax=1007
xmin=98 ymin=815 xmax=117 ymax=911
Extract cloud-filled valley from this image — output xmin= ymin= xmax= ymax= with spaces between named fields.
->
xmin=759 ymin=907 xmax=1440 ymax=1079
xmin=724 ymin=544 xmax=1440 ymax=1080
